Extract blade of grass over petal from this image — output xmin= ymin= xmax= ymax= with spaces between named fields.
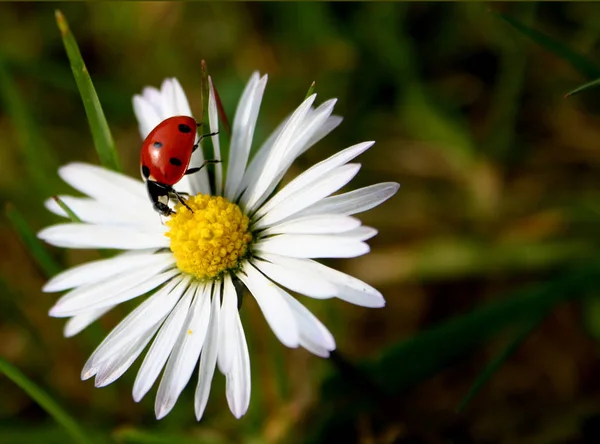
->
xmin=0 ymin=53 xmax=59 ymax=193
xmin=6 ymin=204 xmax=61 ymax=278
xmin=55 ymin=10 xmax=121 ymax=172
xmin=456 ymin=313 xmax=545 ymax=412
xmin=565 ymin=77 xmax=600 ymax=98
xmin=305 ymin=81 xmax=316 ymax=100
xmin=493 ymin=10 xmax=600 ymax=79
xmin=52 ymin=196 xmax=82 ymax=223
xmin=0 ymin=357 xmax=93 ymax=444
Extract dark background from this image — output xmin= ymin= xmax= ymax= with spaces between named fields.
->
xmin=1 ymin=2 xmax=600 ymax=443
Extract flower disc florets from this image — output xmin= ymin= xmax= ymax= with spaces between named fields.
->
xmin=165 ymin=194 xmax=252 ymax=280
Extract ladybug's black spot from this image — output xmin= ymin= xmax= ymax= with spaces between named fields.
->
xmin=153 ymin=141 xmax=163 ymax=148
xmin=142 ymin=165 xmax=150 ymax=178
xmin=178 ymin=123 xmax=192 ymax=133
xmin=170 ymin=157 xmax=182 ymax=166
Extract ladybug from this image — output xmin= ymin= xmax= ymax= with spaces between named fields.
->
xmin=140 ymin=115 xmax=217 ymax=216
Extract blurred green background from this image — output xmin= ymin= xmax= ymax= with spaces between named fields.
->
xmin=2 ymin=2 xmax=600 ymax=443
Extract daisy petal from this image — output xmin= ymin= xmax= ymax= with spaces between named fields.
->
xmin=133 ymin=94 xmax=162 ymax=139
xmin=226 ymin=72 xmax=267 ymax=201
xmin=262 ymin=214 xmax=361 ymax=236
xmin=133 ymin=282 xmax=196 ymax=403
xmin=299 ymin=182 xmax=400 ymax=217
xmin=195 ymin=283 xmax=221 ymax=421
xmin=208 ymin=76 xmax=223 ymax=195
xmin=63 ymin=305 xmax=114 ymax=338
xmin=43 ymin=249 xmax=161 ymax=292
xmin=217 ymin=275 xmax=238 ymax=374
xmin=39 ymin=223 xmax=169 ymax=250
xmin=255 ymin=234 xmax=370 ymax=258
xmin=225 ymin=314 xmax=251 ymax=419
xmin=335 ymin=226 xmax=378 ymax=241
xmin=155 ymin=283 xmax=212 ymax=419
xmin=237 ymin=263 xmax=299 ymax=348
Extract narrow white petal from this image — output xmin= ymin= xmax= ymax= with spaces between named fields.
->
xmin=63 ymin=305 xmax=114 ymax=338
xmin=170 ymin=78 xmax=193 ymax=117
xmin=276 ymin=287 xmax=336 ymax=354
xmin=133 ymin=95 xmax=161 ymax=139
xmin=300 ymin=115 xmax=343 ymax=157
xmin=251 ymin=256 xmax=336 ymax=299
xmin=261 ymin=214 xmax=361 ymax=236
xmin=298 ymin=182 xmax=400 ymax=217
xmin=195 ymin=283 xmax=221 ymax=421
xmin=50 ymin=268 xmax=179 ymax=318
xmin=208 ymin=76 xmax=223 ymax=196
xmin=335 ymin=226 xmax=378 ymax=241
xmin=155 ymin=283 xmax=212 ymax=419
xmin=255 ymin=141 xmax=374 ymax=221
xmin=255 ymin=233 xmax=370 ymax=259
xmin=94 ymin=323 xmax=160 ymax=388
xmin=242 ymin=94 xmax=316 ymax=212
xmin=132 ymin=282 xmax=196 ymax=402
xmin=141 ymin=86 xmax=163 ymax=116
xmin=226 ymin=73 xmax=267 ymax=200
xmin=82 ymin=276 xmax=186 ymax=380
xmin=39 ymin=223 xmax=169 ymax=250
xmin=253 ymin=164 xmax=361 ymax=230
xmin=225 ymin=314 xmax=251 ymax=419
xmin=258 ymin=254 xmax=385 ymax=308
xmin=58 ymin=163 xmax=148 ymax=209
xmin=159 ymin=78 xmax=178 ymax=117
xmin=217 ymin=275 xmax=238 ymax=374
xmin=43 ymin=249 xmax=160 ymax=292
xmin=237 ymin=263 xmax=299 ymax=348
xmin=45 ymin=195 xmax=157 ymax=228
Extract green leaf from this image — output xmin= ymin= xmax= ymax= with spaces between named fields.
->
xmin=0 ymin=53 xmax=60 ymax=194
xmin=493 ymin=10 xmax=600 ymax=79
xmin=5 ymin=204 xmax=61 ymax=278
xmin=55 ymin=10 xmax=121 ymax=172
xmin=0 ymin=356 xmax=93 ymax=444
xmin=565 ymin=77 xmax=600 ymax=98
xmin=456 ymin=313 xmax=546 ymax=412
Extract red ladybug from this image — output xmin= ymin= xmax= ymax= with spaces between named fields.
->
xmin=140 ymin=116 xmax=217 ymax=216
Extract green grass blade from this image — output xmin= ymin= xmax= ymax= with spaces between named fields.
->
xmin=5 ymin=204 xmax=61 ymax=278
xmin=0 ymin=356 xmax=93 ymax=444
xmin=493 ymin=10 xmax=600 ymax=79
xmin=0 ymin=53 xmax=60 ymax=193
xmin=52 ymin=196 xmax=82 ymax=223
xmin=55 ymin=10 xmax=121 ymax=172
xmin=456 ymin=313 xmax=545 ymax=412
xmin=305 ymin=80 xmax=316 ymax=100
xmin=565 ymin=77 xmax=600 ymax=97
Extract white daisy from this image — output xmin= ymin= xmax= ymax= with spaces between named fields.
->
xmin=39 ymin=73 xmax=399 ymax=420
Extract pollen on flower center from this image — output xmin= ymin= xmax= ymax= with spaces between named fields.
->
xmin=165 ymin=194 xmax=252 ymax=280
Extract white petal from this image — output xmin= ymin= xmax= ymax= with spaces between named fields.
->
xmin=43 ymin=249 xmax=160 ymax=292
xmin=82 ymin=276 xmax=186 ymax=380
xmin=39 ymin=223 xmax=169 ymax=250
xmin=276 ymin=287 xmax=336 ymax=356
xmin=298 ymin=182 xmax=400 ymax=217
xmin=169 ymin=78 xmax=193 ymax=117
xmin=242 ymin=94 xmax=316 ymax=212
xmin=258 ymin=254 xmax=385 ymax=308
xmin=208 ymin=76 xmax=223 ymax=196
xmin=50 ymin=268 xmax=179 ymax=317
xmin=253 ymin=164 xmax=361 ymax=230
xmin=195 ymin=283 xmax=221 ymax=421
xmin=255 ymin=234 xmax=370 ymax=259
xmin=132 ymin=281 xmax=196 ymax=402
xmin=226 ymin=73 xmax=267 ymax=201
xmin=237 ymin=263 xmax=299 ymax=348
xmin=254 ymin=141 xmax=374 ymax=222
xmin=63 ymin=305 xmax=114 ymax=338
xmin=217 ymin=275 xmax=238 ymax=374
xmin=155 ymin=283 xmax=212 ymax=419
xmin=300 ymin=115 xmax=343 ymax=157
xmin=225 ymin=314 xmax=250 ymax=419
xmin=251 ymin=256 xmax=336 ymax=299
xmin=335 ymin=226 xmax=378 ymax=241
xmin=133 ymin=95 xmax=161 ymax=139
xmin=261 ymin=214 xmax=361 ymax=236
xmin=94 ymin=323 xmax=160 ymax=388
xmin=58 ymin=163 xmax=148 ymax=209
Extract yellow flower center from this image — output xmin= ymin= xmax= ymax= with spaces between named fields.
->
xmin=165 ymin=194 xmax=252 ymax=280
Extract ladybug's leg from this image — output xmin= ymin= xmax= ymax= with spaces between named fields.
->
xmin=192 ymin=131 xmax=219 ymax=152
xmin=184 ymin=159 xmax=222 ymax=176
xmin=168 ymin=186 xmax=194 ymax=213
xmin=146 ymin=181 xmax=175 ymax=217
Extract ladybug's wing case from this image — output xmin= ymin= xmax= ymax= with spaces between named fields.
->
xmin=140 ymin=116 xmax=196 ymax=186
